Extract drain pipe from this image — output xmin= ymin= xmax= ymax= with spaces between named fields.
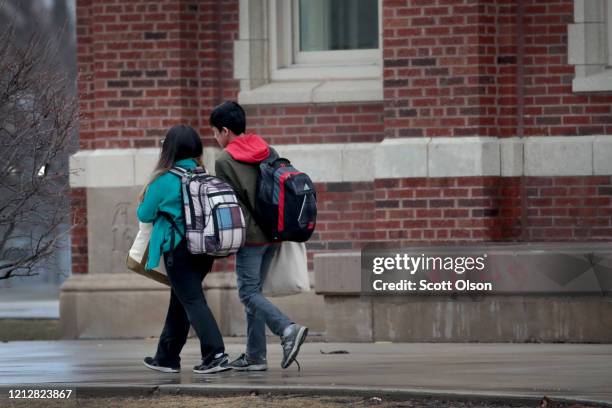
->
xmin=214 ymin=0 xmax=224 ymax=106
xmin=517 ymin=0 xmax=528 ymax=241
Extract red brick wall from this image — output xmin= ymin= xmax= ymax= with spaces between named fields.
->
xmin=75 ymin=0 xmax=612 ymax=148
xmin=526 ymin=176 xmax=612 ymax=239
xmin=244 ymin=104 xmax=384 ymax=145
xmin=520 ymin=0 xmax=612 ymax=136
xmin=373 ymin=176 xmax=612 ymax=244
xmin=72 ymin=0 xmax=612 ymax=274
xmin=199 ymin=0 xmax=240 ymax=143
xmin=377 ymin=0 xmax=612 ymax=245
xmin=312 ymin=182 xmax=377 ymax=248
xmin=76 ymin=0 xmax=234 ymax=150
xmin=76 ymin=0 xmax=612 ymax=145
xmin=374 ymin=177 xmax=515 ymax=242
xmin=382 ymin=0 xmax=612 ymax=138
xmin=76 ymin=0 xmax=95 ymax=148
xmin=70 ymin=188 xmax=88 ymax=274
xmin=383 ymin=0 xmax=499 ymax=138
xmin=76 ymin=0 xmax=385 ymax=148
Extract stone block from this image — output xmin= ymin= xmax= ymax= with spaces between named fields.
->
xmin=525 ymin=136 xmax=594 ymax=176
xmin=372 ymin=295 xmax=612 ymax=343
xmin=133 ymin=148 xmax=160 ymax=185
xmin=323 ymin=296 xmax=373 ymax=342
xmin=86 ymin=149 xmax=137 ymax=188
xmin=313 ymin=80 xmax=383 ymax=103
xmin=314 ymin=252 xmax=361 ymax=295
xmin=60 ymin=274 xmax=169 ymax=339
xmin=500 ymin=138 xmax=523 ymax=177
xmin=594 ymin=136 xmax=612 ymax=175
xmin=574 ymin=0 xmax=606 ymax=23
xmin=275 ymin=144 xmax=344 ymax=183
xmin=60 ymin=273 xmax=325 ymax=339
xmin=341 ymin=143 xmax=377 ymax=182
xmin=238 ymin=81 xmax=319 ymax=105
xmin=428 ymin=137 xmax=499 ymax=177
xmin=374 ymin=138 xmax=428 ymax=179
xmin=87 ymin=187 xmax=141 ymax=275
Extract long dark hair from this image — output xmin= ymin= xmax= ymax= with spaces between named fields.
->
xmin=138 ymin=124 xmax=203 ymax=202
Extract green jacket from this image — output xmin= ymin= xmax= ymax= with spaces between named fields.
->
xmin=136 ymin=158 xmax=197 ymax=270
xmin=214 ymin=139 xmax=276 ymax=245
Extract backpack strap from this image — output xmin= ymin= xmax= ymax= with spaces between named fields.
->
xmin=162 ymin=166 xmax=191 ymax=236
xmin=262 ymin=149 xmax=279 ymax=164
xmin=160 ymin=211 xmax=185 ymax=268
xmin=169 ymin=165 xmax=208 ymax=177
xmin=169 ymin=168 xmax=186 ymax=178
xmin=160 ymin=212 xmax=185 ymax=239
xmin=169 ymin=166 xmax=192 ymax=178
xmin=160 ymin=165 xmax=191 ymax=266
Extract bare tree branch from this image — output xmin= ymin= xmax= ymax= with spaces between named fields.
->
xmin=0 ymin=20 xmax=77 ymax=281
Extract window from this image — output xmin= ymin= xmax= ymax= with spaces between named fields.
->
xmin=271 ymin=0 xmax=380 ymax=80
xmin=234 ymin=0 xmax=383 ymax=104
xmin=569 ymin=0 xmax=612 ymax=92
xmin=295 ymin=0 xmax=378 ymax=62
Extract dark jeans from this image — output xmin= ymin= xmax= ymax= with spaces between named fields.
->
xmin=154 ymin=239 xmax=225 ymax=367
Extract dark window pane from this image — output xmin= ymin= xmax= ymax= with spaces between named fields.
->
xmin=299 ymin=0 xmax=379 ymax=52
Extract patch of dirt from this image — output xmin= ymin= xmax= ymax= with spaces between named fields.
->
xmin=1 ymin=394 xmax=598 ymax=408
xmin=0 ymin=319 xmax=60 ymax=341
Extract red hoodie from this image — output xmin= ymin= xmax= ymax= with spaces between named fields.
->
xmin=225 ymin=133 xmax=270 ymax=163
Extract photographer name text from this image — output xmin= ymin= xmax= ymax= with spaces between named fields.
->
xmin=370 ymin=253 xmax=493 ymax=293
xmin=372 ymin=279 xmax=492 ymax=292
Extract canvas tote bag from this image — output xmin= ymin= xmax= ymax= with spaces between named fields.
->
xmin=262 ymin=242 xmax=310 ymax=297
xmin=126 ymin=222 xmax=170 ymax=286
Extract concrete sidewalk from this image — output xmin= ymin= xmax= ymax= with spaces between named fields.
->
xmin=0 ymin=339 xmax=610 ymax=406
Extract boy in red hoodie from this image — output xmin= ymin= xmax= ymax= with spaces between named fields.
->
xmin=211 ymin=101 xmax=308 ymax=371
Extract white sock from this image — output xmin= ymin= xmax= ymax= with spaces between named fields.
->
xmin=282 ymin=324 xmax=295 ymax=337
xmin=214 ymin=352 xmax=224 ymax=359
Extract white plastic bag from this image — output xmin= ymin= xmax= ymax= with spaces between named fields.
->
xmin=262 ymin=242 xmax=310 ymax=297
xmin=126 ymin=222 xmax=169 ymax=286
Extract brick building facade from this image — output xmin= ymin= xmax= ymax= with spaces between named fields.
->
xmin=63 ymin=0 xmax=612 ymax=341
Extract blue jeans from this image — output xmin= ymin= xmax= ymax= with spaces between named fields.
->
xmin=235 ymin=244 xmax=293 ymax=360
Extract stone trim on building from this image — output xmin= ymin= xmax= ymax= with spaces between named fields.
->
xmin=69 ymin=136 xmax=612 ymax=188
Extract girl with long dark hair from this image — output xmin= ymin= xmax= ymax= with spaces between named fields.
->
xmin=137 ymin=124 xmax=230 ymax=374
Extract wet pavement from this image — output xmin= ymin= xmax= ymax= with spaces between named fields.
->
xmin=0 ymin=339 xmax=611 ymax=405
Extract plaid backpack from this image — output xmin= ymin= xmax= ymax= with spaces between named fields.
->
xmin=250 ymin=150 xmax=317 ymax=242
xmin=166 ymin=166 xmax=246 ymax=257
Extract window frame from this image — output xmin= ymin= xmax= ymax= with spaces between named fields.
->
xmin=291 ymin=0 xmax=380 ymax=66
xmin=234 ymin=0 xmax=383 ymax=105
xmin=607 ymin=0 xmax=612 ymax=67
xmin=569 ymin=0 xmax=612 ymax=92
xmin=269 ymin=0 xmax=382 ymax=82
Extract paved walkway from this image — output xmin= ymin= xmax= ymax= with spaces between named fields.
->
xmin=0 ymin=339 xmax=611 ymax=405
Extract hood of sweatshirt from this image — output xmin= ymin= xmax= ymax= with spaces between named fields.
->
xmin=225 ymin=133 xmax=270 ymax=163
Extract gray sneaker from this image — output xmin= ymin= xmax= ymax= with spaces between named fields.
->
xmin=281 ymin=324 xmax=308 ymax=369
xmin=228 ymin=353 xmax=268 ymax=371
xmin=193 ymin=353 xmax=231 ymax=374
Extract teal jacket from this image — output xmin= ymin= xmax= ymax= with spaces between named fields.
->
xmin=136 ymin=158 xmax=197 ymax=270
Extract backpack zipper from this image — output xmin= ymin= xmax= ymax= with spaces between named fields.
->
xmin=297 ymin=194 xmax=306 ymax=225
xmin=207 ymin=191 xmax=231 ymax=197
